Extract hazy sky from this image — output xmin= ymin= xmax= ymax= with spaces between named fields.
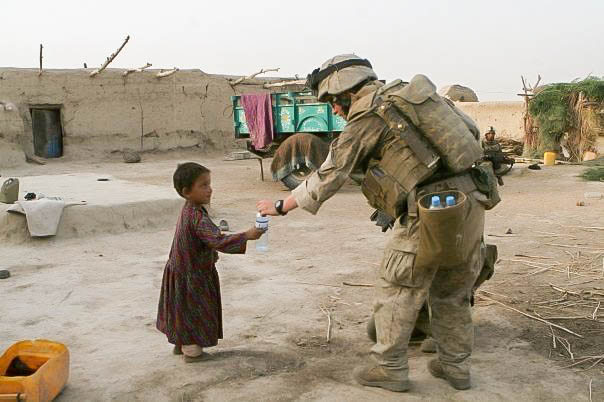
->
xmin=2 ymin=0 xmax=602 ymax=100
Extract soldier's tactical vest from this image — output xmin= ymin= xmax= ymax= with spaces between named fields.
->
xmin=360 ymin=75 xmax=484 ymax=219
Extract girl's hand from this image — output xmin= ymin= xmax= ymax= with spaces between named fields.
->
xmin=245 ymin=227 xmax=265 ymax=240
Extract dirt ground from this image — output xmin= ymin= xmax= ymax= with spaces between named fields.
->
xmin=1 ymin=149 xmax=603 ymax=401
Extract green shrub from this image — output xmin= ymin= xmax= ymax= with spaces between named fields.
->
xmin=580 ymin=166 xmax=604 ymax=181
xmin=528 ymin=78 xmax=604 ymax=151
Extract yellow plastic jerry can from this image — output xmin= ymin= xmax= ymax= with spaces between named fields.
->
xmin=0 ymin=340 xmax=70 ymax=402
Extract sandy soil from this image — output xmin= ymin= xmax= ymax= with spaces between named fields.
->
xmin=1 ymin=150 xmax=603 ymax=401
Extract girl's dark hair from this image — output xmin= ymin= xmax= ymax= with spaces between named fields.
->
xmin=173 ymin=162 xmax=210 ymax=197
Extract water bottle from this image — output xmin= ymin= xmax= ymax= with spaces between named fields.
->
xmin=445 ymin=195 xmax=456 ymax=207
xmin=429 ymin=195 xmax=443 ymax=209
xmin=255 ymin=213 xmax=269 ymax=252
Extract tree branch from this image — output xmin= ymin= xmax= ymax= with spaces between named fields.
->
xmin=90 ymin=35 xmax=130 ymax=77
xmin=229 ymin=68 xmax=280 ymax=86
xmin=263 ymin=79 xmax=306 ymax=88
xmin=156 ymin=67 xmax=179 ymax=78
xmin=123 ymin=62 xmax=152 ymax=77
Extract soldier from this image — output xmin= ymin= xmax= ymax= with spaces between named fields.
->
xmin=257 ymin=54 xmax=499 ymax=393
xmin=481 ymin=127 xmax=502 ymax=153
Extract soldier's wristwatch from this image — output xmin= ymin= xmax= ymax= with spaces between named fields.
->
xmin=275 ymin=199 xmax=287 ymax=215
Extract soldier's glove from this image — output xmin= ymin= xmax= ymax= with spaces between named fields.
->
xmin=370 ymin=210 xmax=395 ymax=232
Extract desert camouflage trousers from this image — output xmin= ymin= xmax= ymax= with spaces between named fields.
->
xmin=371 ymin=178 xmax=485 ymax=379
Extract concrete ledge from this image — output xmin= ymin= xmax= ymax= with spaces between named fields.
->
xmin=0 ymin=173 xmax=184 ymax=243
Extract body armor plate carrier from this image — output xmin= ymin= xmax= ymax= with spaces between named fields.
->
xmin=361 ymin=75 xmax=483 ymax=219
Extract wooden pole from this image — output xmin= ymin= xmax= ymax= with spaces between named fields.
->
xmin=229 ymin=68 xmax=280 ymax=86
xmin=0 ymin=393 xmax=27 ymax=401
xmin=263 ymin=79 xmax=306 ymax=88
xmin=156 ymin=67 xmax=178 ymax=78
xmin=123 ymin=62 xmax=152 ymax=77
xmin=90 ymin=35 xmax=130 ymax=77
xmin=38 ymin=44 xmax=43 ymax=76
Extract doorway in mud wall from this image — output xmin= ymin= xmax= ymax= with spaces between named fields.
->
xmin=30 ymin=106 xmax=63 ymax=158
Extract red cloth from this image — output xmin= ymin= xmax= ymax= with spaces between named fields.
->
xmin=156 ymin=202 xmax=247 ymax=347
xmin=241 ymin=93 xmax=274 ymax=149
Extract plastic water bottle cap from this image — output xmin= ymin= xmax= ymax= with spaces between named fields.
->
xmin=446 ymin=195 xmax=456 ymax=207
xmin=431 ymin=196 xmax=441 ymax=207
xmin=255 ymin=212 xmax=269 ymax=223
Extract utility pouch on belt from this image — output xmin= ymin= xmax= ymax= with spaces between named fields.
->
xmin=470 ymin=162 xmax=501 ymax=210
xmin=361 ymin=99 xmax=440 ymax=219
xmin=416 ymin=190 xmax=475 ymax=267
xmin=475 ymin=244 xmax=497 ymax=290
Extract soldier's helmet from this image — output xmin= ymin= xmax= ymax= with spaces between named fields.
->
xmin=485 ymin=126 xmax=496 ymax=136
xmin=306 ymin=54 xmax=378 ymax=102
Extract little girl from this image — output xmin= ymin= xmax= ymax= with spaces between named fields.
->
xmin=156 ymin=162 xmax=264 ymax=362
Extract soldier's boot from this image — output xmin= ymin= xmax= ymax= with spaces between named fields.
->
xmin=420 ymin=337 xmax=437 ymax=353
xmin=353 ymin=365 xmax=410 ymax=392
xmin=427 ymin=359 xmax=471 ymax=390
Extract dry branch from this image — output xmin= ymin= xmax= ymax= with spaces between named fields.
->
xmin=294 ymin=281 xmax=341 ymax=288
xmin=592 ymin=301 xmax=601 ymax=320
xmin=514 ymin=254 xmax=554 ymax=260
xmin=38 ymin=44 xmax=43 ymax=76
xmin=319 ymin=304 xmax=332 ymax=343
xmin=123 ymin=62 xmax=152 ymax=77
xmin=589 ymin=379 xmax=593 ymax=402
xmin=478 ymin=292 xmax=584 ymax=338
xmin=229 ymin=68 xmax=280 ymax=86
xmin=263 ymin=79 xmax=306 ymax=88
xmin=156 ymin=67 xmax=179 ymax=78
xmin=342 ymin=282 xmax=374 ymax=287
xmin=90 ymin=35 xmax=130 ymax=77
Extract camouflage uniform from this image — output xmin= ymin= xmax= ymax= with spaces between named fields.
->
xmin=293 ymin=80 xmax=487 ymax=384
xmin=481 ymin=139 xmax=502 ymax=153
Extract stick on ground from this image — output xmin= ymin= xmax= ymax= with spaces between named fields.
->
xmin=342 ymin=282 xmax=374 ymax=287
xmin=478 ymin=291 xmax=584 ymax=338
xmin=319 ymin=304 xmax=332 ymax=343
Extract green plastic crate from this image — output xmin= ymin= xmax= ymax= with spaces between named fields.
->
xmin=232 ymin=91 xmax=347 ymax=138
